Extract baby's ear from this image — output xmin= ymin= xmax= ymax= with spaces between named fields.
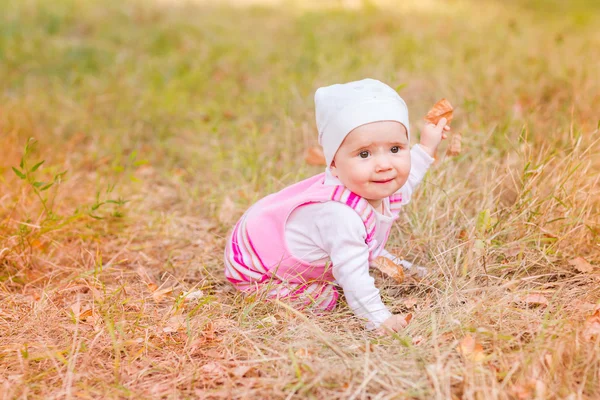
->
xmin=329 ymin=161 xmax=338 ymax=177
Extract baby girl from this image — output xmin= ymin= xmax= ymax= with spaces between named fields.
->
xmin=224 ymin=78 xmax=449 ymax=334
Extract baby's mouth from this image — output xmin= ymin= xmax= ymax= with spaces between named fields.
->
xmin=372 ymin=178 xmax=395 ymax=184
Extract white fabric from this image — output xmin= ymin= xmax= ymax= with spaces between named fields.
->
xmin=285 ymin=145 xmax=434 ymax=329
xmin=315 ymin=78 xmax=410 ymax=167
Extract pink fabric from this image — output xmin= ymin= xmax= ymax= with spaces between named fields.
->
xmin=224 ymin=173 xmax=401 ymax=310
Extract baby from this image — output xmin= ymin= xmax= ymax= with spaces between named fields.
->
xmin=224 ymin=78 xmax=449 ymax=334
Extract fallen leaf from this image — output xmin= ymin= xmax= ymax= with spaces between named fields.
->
xmin=403 ymin=298 xmax=418 ymax=309
xmin=582 ymin=309 xmax=600 ymax=341
xmin=147 ymin=282 xmax=158 ymax=292
xmin=231 ymin=365 xmax=254 ymax=378
xmin=163 ymin=315 xmax=186 ymax=333
xmin=412 ymin=335 xmax=425 ymax=346
xmin=457 ymin=335 xmax=485 ymax=362
xmin=521 ymin=294 xmax=549 ymax=308
xmin=305 ymin=146 xmax=326 ymax=166
xmin=294 ymin=348 xmax=312 ymax=358
xmin=152 ymin=287 xmax=174 ymax=302
xmin=511 ymin=383 xmax=533 ymax=400
xmin=404 ymin=313 xmax=413 ymax=324
xmin=259 ymin=315 xmax=278 ymax=327
xmin=424 ymin=98 xmax=454 ymax=125
xmin=568 ymin=257 xmax=594 ymax=273
xmin=183 ymin=289 xmax=204 ymax=301
xmin=200 ymin=362 xmax=226 ymax=376
xmin=446 ymin=132 xmax=462 ymax=156
xmin=218 ymin=196 xmax=237 ymax=225
xmin=358 ymin=342 xmax=375 ymax=353
xmin=373 ymin=256 xmax=405 ymax=284
xmin=505 ymin=244 xmax=523 ymax=257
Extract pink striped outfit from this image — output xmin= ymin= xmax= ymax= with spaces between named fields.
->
xmin=224 ymin=172 xmax=402 ymax=311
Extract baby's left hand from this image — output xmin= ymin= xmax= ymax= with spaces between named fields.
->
xmin=419 ymin=117 xmax=451 ymax=158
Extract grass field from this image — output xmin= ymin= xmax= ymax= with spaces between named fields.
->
xmin=1 ymin=0 xmax=600 ymax=398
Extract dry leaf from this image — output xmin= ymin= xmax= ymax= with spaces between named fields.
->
xmin=568 ymin=257 xmax=594 ymax=273
xmin=183 ymin=289 xmax=204 ymax=301
xmin=79 ymin=309 xmax=94 ymax=322
xmin=305 ymin=146 xmax=326 ymax=166
xmin=446 ymin=132 xmax=462 ymax=156
xmin=511 ymin=384 xmax=533 ymax=400
xmin=412 ymin=335 xmax=425 ymax=346
xmin=457 ymin=335 xmax=485 ymax=362
xmin=163 ymin=315 xmax=186 ymax=333
xmin=152 ymin=287 xmax=174 ymax=302
xmin=403 ymin=298 xmax=418 ymax=309
xmin=404 ymin=313 xmax=413 ymax=324
xmin=294 ymin=348 xmax=312 ymax=358
xmin=231 ymin=365 xmax=254 ymax=378
xmin=147 ymin=282 xmax=158 ymax=292
xmin=521 ymin=294 xmax=549 ymax=307
xmin=582 ymin=309 xmax=600 ymax=341
xmin=200 ymin=362 xmax=226 ymax=376
xmin=424 ymin=98 xmax=454 ymax=125
xmin=218 ymin=196 xmax=237 ymax=225
xmin=358 ymin=342 xmax=375 ymax=353
xmin=374 ymin=256 xmax=405 ymax=283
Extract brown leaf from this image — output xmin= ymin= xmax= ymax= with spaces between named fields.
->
xmin=521 ymin=294 xmax=549 ymax=307
xmin=412 ymin=335 xmax=425 ymax=346
xmin=568 ymin=257 xmax=594 ymax=273
xmin=446 ymin=132 xmax=462 ymax=156
xmin=305 ymin=146 xmax=327 ymax=166
xmin=163 ymin=315 xmax=186 ymax=333
xmin=147 ymin=282 xmax=158 ymax=292
xmin=294 ymin=348 xmax=312 ymax=358
xmin=373 ymin=256 xmax=405 ymax=283
xmin=200 ymin=362 xmax=226 ymax=377
xmin=583 ymin=309 xmax=600 ymax=341
xmin=404 ymin=313 xmax=413 ymax=324
xmin=152 ymin=287 xmax=174 ymax=302
xmin=403 ymin=298 xmax=418 ymax=309
xmin=511 ymin=384 xmax=533 ymax=400
xmin=231 ymin=365 xmax=254 ymax=378
xmin=424 ymin=98 xmax=454 ymax=125
xmin=457 ymin=335 xmax=485 ymax=362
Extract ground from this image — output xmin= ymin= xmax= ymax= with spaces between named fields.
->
xmin=1 ymin=0 xmax=599 ymax=398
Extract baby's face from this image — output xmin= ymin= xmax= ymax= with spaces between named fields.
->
xmin=330 ymin=121 xmax=410 ymax=209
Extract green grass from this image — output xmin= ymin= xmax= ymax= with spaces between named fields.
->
xmin=1 ymin=0 xmax=599 ymax=398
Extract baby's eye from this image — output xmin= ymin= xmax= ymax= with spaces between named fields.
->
xmin=359 ymin=151 xmax=370 ymax=159
xmin=391 ymin=146 xmax=400 ymax=153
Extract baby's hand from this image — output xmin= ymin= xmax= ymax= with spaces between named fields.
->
xmin=375 ymin=314 xmax=411 ymax=336
xmin=419 ymin=117 xmax=451 ymax=157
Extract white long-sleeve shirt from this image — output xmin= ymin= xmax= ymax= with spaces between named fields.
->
xmin=284 ymin=144 xmax=434 ymax=329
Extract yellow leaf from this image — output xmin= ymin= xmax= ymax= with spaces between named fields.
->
xmin=457 ymin=335 xmax=485 ymax=362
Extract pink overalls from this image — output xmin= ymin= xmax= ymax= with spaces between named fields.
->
xmin=224 ymin=173 xmax=402 ymax=310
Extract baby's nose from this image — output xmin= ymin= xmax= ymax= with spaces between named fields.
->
xmin=375 ymin=156 xmax=392 ymax=170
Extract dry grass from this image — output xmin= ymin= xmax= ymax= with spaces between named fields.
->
xmin=1 ymin=0 xmax=599 ymax=398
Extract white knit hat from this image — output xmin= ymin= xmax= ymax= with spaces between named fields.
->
xmin=315 ymin=78 xmax=410 ymax=167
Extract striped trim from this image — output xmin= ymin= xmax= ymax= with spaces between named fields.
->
xmin=389 ymin=193 xmax=403 ymax=212
xmin=331 ymin=187 xmax=377 ymax=241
